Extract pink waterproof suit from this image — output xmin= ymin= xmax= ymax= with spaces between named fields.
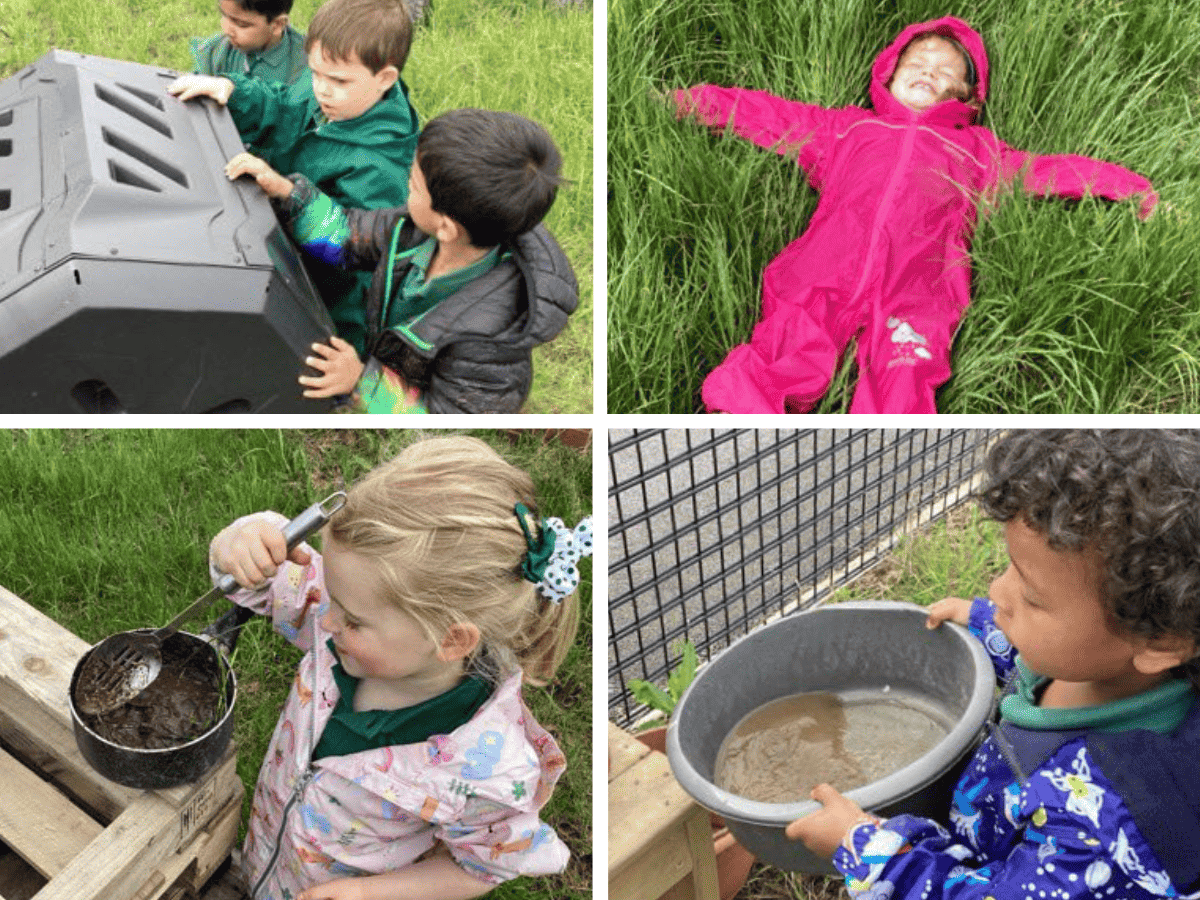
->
xmin=211 ymin=513 xmax=570 ymax=900
xmin=676 ymin=16 xmax=1156 ymax=414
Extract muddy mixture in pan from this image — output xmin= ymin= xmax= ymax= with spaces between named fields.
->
xmin=75 ymin=638 xmax=226 ymax=749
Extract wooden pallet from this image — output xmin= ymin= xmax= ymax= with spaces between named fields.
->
xmin=0 ymin=585 xmax=243 ymax=900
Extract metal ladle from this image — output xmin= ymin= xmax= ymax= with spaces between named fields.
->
xmin=76 ymin=491 xmax=347 ymax=716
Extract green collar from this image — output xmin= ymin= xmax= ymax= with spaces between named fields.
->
xmin=381 ymin=232 xmax=501 ymax=330
xmin=312 ymin=640 xmax=493 ymax=759
xmin=999 ymin=656 xmax=1196 ymax=735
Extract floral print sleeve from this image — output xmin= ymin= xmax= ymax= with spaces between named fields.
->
xmin=208 ymin=511 xmax=327 ymax=652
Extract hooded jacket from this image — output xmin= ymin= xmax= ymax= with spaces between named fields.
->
xmin=278 ymin=177 xmax=579 ymax=413
xmin=226 ymin=74 xmax=421 ymax=355
xmin=211 ymin=514 xmax=570 ymax=900
xmin=676 ymin=17 xmax=1155 ymax=414
xmin=832 ymin=598 xmax=1200 ymax=899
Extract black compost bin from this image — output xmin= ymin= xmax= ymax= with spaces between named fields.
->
xmin=0 ymin=49 xmax=335 ymax=413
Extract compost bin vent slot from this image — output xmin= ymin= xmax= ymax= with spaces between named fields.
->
xmin=0 ymin=139 xmax=10 ymax=156
xmin=71 ymin=380 xmax=126 ymax=413
xmin=0 ymin=190 xmax=9 ymax=211
xmin=95 ymin=83 xmax=172 ymax=138
xmin=101 ymin=127 xmax=188 ymax=188
xmin=117 ymin=82 xmax=166 ymax=111
xmin=0 ymin=110 xmax=11 ymax=127
xmin=108 ymin=160 xmax=161 ymax=192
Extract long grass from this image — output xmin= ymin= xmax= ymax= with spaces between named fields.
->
xmin=0 ymin=428 xmax=592 ymax=900
xmin=0 ymin=0 xmax=591 ymax=413
xmin=608 ymin=0 xmax=1200 ymax=413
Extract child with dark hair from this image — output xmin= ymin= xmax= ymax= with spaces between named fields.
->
xmin=673 ymin=16 xmax=1157 ymax=414
xmin=169 ymin=0 xmax=420 ymax=356
xmin=787 ymin=429 xmax=1200 ymax=898
xmin=224 ymin=108 xmax=578 ymax=414
xmin=191 ymin=0 xmax=308 ymax=85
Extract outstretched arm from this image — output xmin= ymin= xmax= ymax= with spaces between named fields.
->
xmin=998 ymin=143 xmax=1157 ymax=219
xmin=673 ymin=85 xmax=860 ymax=184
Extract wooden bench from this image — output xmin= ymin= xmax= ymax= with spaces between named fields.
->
xmin=609 ymin=723 xmax=719 ymax=900
xmin=0 ymin=585 xmax=242 ymax=900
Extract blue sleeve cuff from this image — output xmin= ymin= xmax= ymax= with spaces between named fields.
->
xmin=968 ymin=596 xmax=1017 ymax=679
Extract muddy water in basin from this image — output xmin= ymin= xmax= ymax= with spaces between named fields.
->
xmin=715 ymin=690 xmax=951 ymax=804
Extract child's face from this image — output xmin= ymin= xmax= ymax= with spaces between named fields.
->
xmin=988 ymin=517 xmax=1149 ymax=693
xmin=406 ymin=158 xmax=442 ymax=238
xmin=217 ymin=0 xmax=284 ymax=55
xmin=889 ymin=36 xmax=970 ymax=112
xmin=318 ymin=538 xmax=445 ymax=684
xmin=308 ymin=41 xmax=399 ymax=122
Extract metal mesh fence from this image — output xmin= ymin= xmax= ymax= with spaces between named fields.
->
xmin=608 ymin=429 xmax=995 ymax=727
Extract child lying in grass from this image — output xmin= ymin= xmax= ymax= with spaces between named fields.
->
xmin=673 ymin=16 xmax=1157 ymax=414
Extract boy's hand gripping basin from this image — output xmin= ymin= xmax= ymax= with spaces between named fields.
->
xmin=0 ymin=50 xmax=335 ymax=413
xmin=667 ymin=601 xmax=993 ymax=874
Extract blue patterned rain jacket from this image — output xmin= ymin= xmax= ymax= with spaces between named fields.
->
xmin=832 ymin=598 xmax=1200 ymax=899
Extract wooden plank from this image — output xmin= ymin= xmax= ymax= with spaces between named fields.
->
xmin=0 ymin=747 xmax=102 ymax=878
xmin=609 ymin=747 xmax=699 ymax=872
xmin=682 ymin=808 xmax=719 ymax=900
xmin=610 ymin=817 xmax=694 ymax=900
xmin=0 ymin=586 xmax=138 ymax=816
xmin=608 ymin=723 xmax=652 ymax=781
xmin=32 ymin=793 xmax=184 ymax=900
xmin=135 ymin=784 xmax=243 ymax=900
xmin=29 ymin=752 xmax=240 ymax=900
xmin=0 ymin=687 xmax=133 ymax=822
xmin=0 ymin=586 xmax=89 ymax=727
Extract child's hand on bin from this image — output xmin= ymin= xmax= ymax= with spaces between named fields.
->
xmin=785 ymin=784 xmax=880 ymax=859
xmin=299 ymin=337 xmax=365 ymax=398
xmin=167 ymin=74 xmax=235 ymax=106
xmin=225 ymin=152 xmax=294 ymax=199
xmin=925 ymin=596 xmax=971 ymax=629
xmin=211 ymin=517 xmax=313 ymax=589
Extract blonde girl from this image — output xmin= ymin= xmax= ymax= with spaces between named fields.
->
xmin=209 ymin=435 xmax=591 ymax=900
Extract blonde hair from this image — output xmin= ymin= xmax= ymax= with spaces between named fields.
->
xmin=327 ymin=435 xmax=581 ymax=686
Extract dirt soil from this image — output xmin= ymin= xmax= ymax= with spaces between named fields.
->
xmin=76 ymin=635 xmax=227 ymax=749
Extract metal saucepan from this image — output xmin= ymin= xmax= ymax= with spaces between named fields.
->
xmin=68 ymin=492 xmax=345 ymax=789
xmin=69 ymin=629 xmax=238 ymax=789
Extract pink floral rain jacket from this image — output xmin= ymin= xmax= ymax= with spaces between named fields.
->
xmin=212 ymin=514 xmax=570 ymax=900
xmin=676 ymin=16 xmax=1156 ymax=414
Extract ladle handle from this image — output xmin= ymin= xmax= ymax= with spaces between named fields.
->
xmin=212 ymin=491 xmax=348 ymax=594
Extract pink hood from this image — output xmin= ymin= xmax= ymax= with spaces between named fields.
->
xmin=870 ymin=16 xmax=989 ymax=126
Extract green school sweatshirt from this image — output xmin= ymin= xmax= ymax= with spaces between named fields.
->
xmin=190 ymin=25 xmax=309 ymax=85
xmin=227 ymin=74 xmax=420 ymax=354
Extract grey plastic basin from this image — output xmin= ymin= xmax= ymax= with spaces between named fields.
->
xmin=666 ymin=601 xmax=993 ymax=874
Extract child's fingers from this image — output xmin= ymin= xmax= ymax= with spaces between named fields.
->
xmin=307 ymin=341 xmax=340 ymax=363
xmin=809 ymin=783 xmax=842 ymax=806
xmin=297 ymin=375 xmax=342 ymax=399
xmin=224 ymin=152 xmax=261 ymax=179
xmin=926 ymin=597 xmax=969 ymax=629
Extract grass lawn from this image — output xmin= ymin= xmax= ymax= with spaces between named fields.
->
xmin=608 ymin=0 xmax=1200 ymax=413
xmin=0 ymin=0 xmax=592 ymax=413
xmin=0 ymin=428 xmax=592 ymax=900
